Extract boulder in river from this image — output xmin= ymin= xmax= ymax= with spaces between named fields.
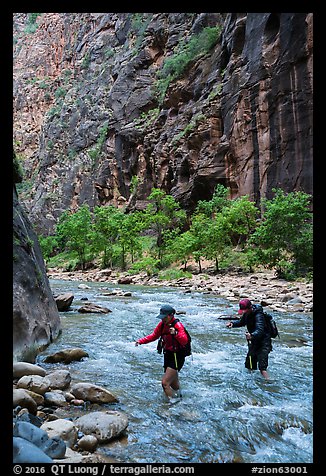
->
xmin=13 ymin=420 xmax=50 ymax=448
xmin=16 ymin=375 xmax=51 ymax=395
xmin=44 ymin=390 xmax=69 ymax=407
xmin=77 ymin=435 xmax=98 ymax=452
xmin=54 ymin=293 xmax=74 ymax=311
xmin=74 ymin=410 xmax=128 ymax=443
xmin=39 ymin=436 xmax=67 ymax=459
xmin=41 ymin=418 xmax=78 ymax=448
xmin=77 ymin=303 xmax=112 ymax=313
xmin=13 ymin=362 xmax=47 ymax=379
xmin=13 ymin=419 xmax=66 ymax=460
xmin=71 ymin=382 xmax=118 ymax=404
xmin=46 ymin=369 xmax=71 ymax=390
xmin=23 ymin=390 xmax=45 ymax=406
xmin=117 ymin=277 xmax=133 ymax=284
xmin=44 ymin=348 xmax=89 ymax=364
xmin=13 ymin=388 xmax=38 ymax=414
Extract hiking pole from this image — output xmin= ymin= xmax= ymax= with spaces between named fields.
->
xmin=249 ymin=347 xmax=253 ymax=370
xmin=217 ymin=315 xmax=239 ymax=320
xmin=169 ymin=324 xmax=183 ymax=400
xmin=173 ymin=347 xmax=182 ymax=399
xmin=246 ymin=332 xmax=253 ymax=370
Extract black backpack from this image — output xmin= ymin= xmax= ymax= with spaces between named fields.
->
xmin=264 ymin=312 xmax=280 ymax=339
xmin=157 ymin=318 xmax=192 ymax=356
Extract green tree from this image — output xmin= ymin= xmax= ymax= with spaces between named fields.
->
xmin=186 ymin=213 xmax=212 ymax=273
xmin=130 ymin=256 xmax=160 ymax=276
xmin=191 ymin=189 xmax=257 ymax=272
xmin=117 ymin=211 xmax=147 ymax=269
xmin=38 ymin=235 xmax=59 ymax=261
xmin=195 ymin=183 xmax=229 ymax=217
xmin=92 ymin=206 xmax=147 ymax=269
xmin=221 ymin=195 xmax=259 ymax=246
xmin=169 ymin=230 xmax=197 ymax=271
xmin=144 ymin=188 xmax=186 ymax=267
xmin=56 ymin=205 xmax=93 ymax=270
xmin=249 ymin=189 xmax=313 ymax=277
xmin=202 ymin=214 xmax=231 ymax=272
xmin=92 ymin=206 xmax=123 ymax=268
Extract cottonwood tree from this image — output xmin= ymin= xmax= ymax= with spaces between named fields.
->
xmin=249 ymin=189 xmax=313 ymax=278
xmin=144 ymin=188 xmax=186 ymax=267
xmin=56 ymin=204 xmax=93 ymax=270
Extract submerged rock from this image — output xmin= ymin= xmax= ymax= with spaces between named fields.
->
xmin=54 ymin=293 xmax=74 ymax=311
xmin=77 ymin=303 xmax=112 ymax=314
xmin=44 ymin=348 xmax=89 ymax=364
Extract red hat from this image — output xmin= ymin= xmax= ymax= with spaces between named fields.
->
xmin=238 ymin=298 xmax=252 ymax=315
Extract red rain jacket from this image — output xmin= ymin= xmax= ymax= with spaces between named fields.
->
xmin=137 ymin=317 xmax=188 ymax=352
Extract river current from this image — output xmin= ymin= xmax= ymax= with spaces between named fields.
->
xmin=38 ymin=279 xmax=313 ymax=464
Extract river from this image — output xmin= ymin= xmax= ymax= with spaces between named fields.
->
xmin=37 ymin=278 xmax=313 ymax=464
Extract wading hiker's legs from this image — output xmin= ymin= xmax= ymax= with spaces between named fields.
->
xmin=162 ymin=367 xmax=179 ymax=397
xmin=257 ymin=341 xmax=272 ymax=380
xmin=260 ymin=370 xmax=270 ymax=379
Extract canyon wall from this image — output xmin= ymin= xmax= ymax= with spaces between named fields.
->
xmin=13 ymin=154 xmax=61 ymax=361
xmin=13 ymin=13 xmax=313 ymax=234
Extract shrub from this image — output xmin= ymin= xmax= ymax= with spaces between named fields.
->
xmin=158 ymin=268 xmax=192 ymax=281
xmin=24 ymin=13 xmax=41 ymax=34
xmin=156 ymin=26 xmax=221 ymax=103
xmin=129 ymin=256 xmax=160 ymax=276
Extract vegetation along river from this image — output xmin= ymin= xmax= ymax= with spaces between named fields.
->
xmin=38 ymin=279 xmax=313 ymax=464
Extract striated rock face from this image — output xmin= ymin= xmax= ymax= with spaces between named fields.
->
xmin=220 ymin=13 xmax=313 ymax=204
xmin=13 ymin=13 xmax=313 ymax=234
xmin=13 ymin=159 xmax=61 ymax=361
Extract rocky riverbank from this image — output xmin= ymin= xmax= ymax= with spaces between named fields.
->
xmin=47 ymin=268 xmax=313 ymax=314
xmin=13 ymin=359 xmax=128 ymax=463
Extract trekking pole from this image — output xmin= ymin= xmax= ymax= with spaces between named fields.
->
xmin=170 ymin=324 xmax=183 ymax=400
xmin=248 ymin=339 xmax=253 ymax=370
xmin=174 ymin=351 xmax=178 ymax=370
xmin=249 ymin=350 xmax=253 ymax=369
xmin=217 ymin=315 xmax=239 ymax=320
xmin=245 ymin=331 xmax=253 ymax=370
xmin=173 ymin=348 xmax=182 ymax=399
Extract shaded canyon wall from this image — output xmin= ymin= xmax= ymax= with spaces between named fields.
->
xmin=13 ymin=155 xmax=61 ymax=361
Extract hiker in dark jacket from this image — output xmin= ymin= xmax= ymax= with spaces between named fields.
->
xmin=135 ymin=304 xmax=188 ymax=399
xmin=226 ymin=298 xmax=272 ymax=379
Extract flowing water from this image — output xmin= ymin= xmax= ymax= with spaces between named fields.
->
xmin=38 ymin=279 xmax=313 ymax=464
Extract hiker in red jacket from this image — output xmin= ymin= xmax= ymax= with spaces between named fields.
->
xmin=135 ymin=304 xmax=189 ymax=399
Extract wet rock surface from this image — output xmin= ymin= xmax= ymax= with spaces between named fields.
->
xmin=13 ymin=360 xmax=127 ymax=463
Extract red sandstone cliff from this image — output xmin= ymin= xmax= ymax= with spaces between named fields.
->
xmin=13 ymin=13 xmax=313 ymax=234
